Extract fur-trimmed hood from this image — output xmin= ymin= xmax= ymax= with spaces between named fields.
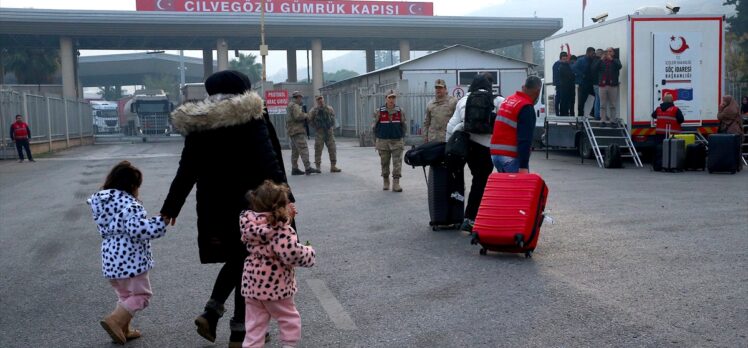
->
xmin=171 ymin=92 xmax=264 ymax=135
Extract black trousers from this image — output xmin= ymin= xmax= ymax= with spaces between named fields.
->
xmin=209 ymin=254 xmax=245 ymax=323
xmin=15 ymin=139 xmax=33 ymax=160
xmin=558 ymin=88 xmax=575 ymax=116
xmin=454 ymin=141 xmax=494 ymax=220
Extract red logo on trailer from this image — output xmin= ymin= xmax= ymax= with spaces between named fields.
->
xmin=669 ymin=36 xmax=689 ymax=54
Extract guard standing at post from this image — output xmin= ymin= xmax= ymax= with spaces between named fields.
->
xmin=309 ymin=95 xmax=341 ymax=173
xmin=423 ymin=79 xmax=458 ymax=143
xmin=372 ymin=90 xmax=407 ymax=192
xmin=286 ymin=91 xmax=320 ymax=175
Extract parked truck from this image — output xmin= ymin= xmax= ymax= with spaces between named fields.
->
xmin=542 ymin=11 xmax=724 ymax=164
xmin=90 ymin=100 xmax=120 ymax=134
xmin=123 ymin=90 xmax=174 ymax=141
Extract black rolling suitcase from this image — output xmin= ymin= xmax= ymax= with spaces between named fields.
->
xmin=662 ymin=138 xmax=685 ymax=172
xmin=685 ymin=143 xmax=706 ymax=171
xmin=427 ymin=163 xmax=464 ymax=230
xmin=707 ymin=134 xmax=740 ymax=174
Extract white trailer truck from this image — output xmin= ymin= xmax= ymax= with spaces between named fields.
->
xmin=124 ymin=90 xmax=174 ymax=142
xmin=542 ymin=13 xmax=724 ymax=166
xmin=90 ymin=100 xmax=120 ymax=134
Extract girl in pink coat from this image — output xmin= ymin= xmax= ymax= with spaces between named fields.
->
xmin=240 ymin=180 xmax=316 ymax=348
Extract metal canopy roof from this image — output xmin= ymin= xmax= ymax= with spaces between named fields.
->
xmin=0 ymin=8 xmax=562 ymax=50
xmin=78 ymin=53 xmax=215 ymax=86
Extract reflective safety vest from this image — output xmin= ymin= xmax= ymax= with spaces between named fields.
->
xmin=655 ymin=106 xmax=682 ymax=135
xmin=489 ymin=91 xmax=533 ymax=157
xmin=11 ymin=122 xmax=30 ymax=140
xmin=375 ymin=106 xmax=404 ymax=139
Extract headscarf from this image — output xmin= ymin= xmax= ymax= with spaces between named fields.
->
xmin=719 ymin=95 xmax=739 ymax=115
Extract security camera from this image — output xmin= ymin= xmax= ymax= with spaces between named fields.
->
xmin=591 ymin=12 xmax=609 ymax=23
xmin=665 ymin=3 xmax=680 ymax=14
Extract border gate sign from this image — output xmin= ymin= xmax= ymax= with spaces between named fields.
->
xmin=136 ymin=0 xmax=434 ymax=16
xmin=265 ymin=90 xmax=288 ymax=115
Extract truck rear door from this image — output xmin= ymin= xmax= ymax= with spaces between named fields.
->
xmin=651 ymin=32 xmax=703 ymax=125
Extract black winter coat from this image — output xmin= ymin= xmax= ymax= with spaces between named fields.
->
xmin=161 ymin=92 xmax=289 ymax=263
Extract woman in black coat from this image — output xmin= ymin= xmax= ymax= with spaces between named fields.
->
xmin=160 ymin=70 xmax=290 ymax=346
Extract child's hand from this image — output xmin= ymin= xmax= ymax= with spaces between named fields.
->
xmin=161 ymin=214 xmax=176 ymax=226
xmin=289 ymin=203 xmax=298 ymax=219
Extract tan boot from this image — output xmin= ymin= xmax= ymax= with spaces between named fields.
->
xmin=392 ymin=178 xmax=402 ymax=192
xmin=122 ymin=317 xmax=141 ymax=341
xmin=100 ymin=305 xmax=131 ymax=345
xmin=383 ymin=177 xmax=390 ymax=191
xmin=330 ymin=163 xmax=341 ymax=173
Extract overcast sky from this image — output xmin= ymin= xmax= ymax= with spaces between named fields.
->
xmin=1 ymin=0 xmax=734 ymax=78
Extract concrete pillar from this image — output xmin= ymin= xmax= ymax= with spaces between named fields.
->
xmin=365 ymin=48 xmax=376 ymax=72
xmin=203 ymin=49 xmax=214 ymax=80
xmin=399 ymin=40 xmax=411 ymax=62
xmin=287 ymin=49 xmax=297 ymax=82
xmin=216 ymin=39 xmax=229 ymax=72
xmin=60 ymin=37 xmax=77 ymax=99
xmin=311 ymin=39 xmax=324 ymax=94
xmin=522 ymin=41 xmax=534 ymax=63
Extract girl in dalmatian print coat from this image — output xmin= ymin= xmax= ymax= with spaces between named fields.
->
xmin=86 ymin=161 xmax=167 ymax=345
xmin=240 ymin=180 xmax=315 ymax=348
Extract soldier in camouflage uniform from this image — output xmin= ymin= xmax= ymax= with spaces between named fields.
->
xmin=286 ymin=91 xmax=320 ymax=175
xmin=372 ymin=90 xmax=407 ymax=192
xmin=309 ymin=95 xmax=341 ymax=173
xmin=423 ymin=79 xmax=458 ymax=143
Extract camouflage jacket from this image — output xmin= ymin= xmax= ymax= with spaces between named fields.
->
xmin=286 ymin=102 xmax=308 ymax=136
xmin=424 ymin=96 xmax=458 ymax=142
xmin=309 ymin=105 xmax=336 ymax=130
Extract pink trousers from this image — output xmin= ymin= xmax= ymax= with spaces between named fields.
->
xmin=109 ymin=272 xmax=152 ymax=315
xmin=243 ymin=296 xmax=301 ymax=348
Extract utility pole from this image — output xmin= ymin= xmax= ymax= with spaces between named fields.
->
xmin=260 ymin=0 xmax=268 ymax=82
xmin=179 ymin=49 xmax=186 ymax=102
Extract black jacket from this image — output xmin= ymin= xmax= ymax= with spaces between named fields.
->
xmin=161 ymin=92 xmax=288 ymax=263
xmin=592 ymin=58 xmax=622 ymax=87
xmin=558 ymin=62 xmax=576 ymax=92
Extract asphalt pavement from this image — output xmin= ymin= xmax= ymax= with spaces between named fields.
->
xmin=0 ymin=138 xmax=746 ymax=348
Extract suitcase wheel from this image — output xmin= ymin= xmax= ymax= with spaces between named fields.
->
xmin=525 ymin=251 xmax=533 ymax=259
xmin=479 ymin=248 xmax=487 ymax=256
xmin=470 ymin=235 xmax=479 ymax=245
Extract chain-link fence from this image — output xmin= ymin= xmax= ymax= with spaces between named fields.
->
xmin=1 ymin=89 xmax=93 ymax=159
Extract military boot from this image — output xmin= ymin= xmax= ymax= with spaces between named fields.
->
xmin=392 ymin=178 xmax=403 ymax=192
xmin=291 ymin=168 xmax=305 ymax=176
xmin=383 ymin=177 xmax=390 ymax=191
xmin=330 ymin=162 xmax=341 ymax=173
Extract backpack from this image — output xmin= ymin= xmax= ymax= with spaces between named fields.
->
xmin=404 ymin=141 xmax=446 ymax=167
xmin=463 ymin=90 xmax=495 ymax=134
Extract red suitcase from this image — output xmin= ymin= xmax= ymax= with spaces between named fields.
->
xmin=471 ymin=173 xmax=549 ymax=258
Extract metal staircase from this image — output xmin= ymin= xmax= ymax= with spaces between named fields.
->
xmin=582 ymin=117 xmax=643 ymax=168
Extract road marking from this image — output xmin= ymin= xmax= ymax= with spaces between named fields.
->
xmin=306 ymin=279 xmax=357 ymax=330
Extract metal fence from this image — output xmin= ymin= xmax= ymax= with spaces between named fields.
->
xmin=1 ymin=89 xmax=93 ymax=159
xmin=321 ymin=89 xmax=435 ymax=145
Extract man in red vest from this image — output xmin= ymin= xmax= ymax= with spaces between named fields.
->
xmin=489 ymin=76 xmax=541 ymax=173
xmin=10 ymin=114 xmax=34 ymax=162
xmin=651 ymin=93 xmax=684 ymax=141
